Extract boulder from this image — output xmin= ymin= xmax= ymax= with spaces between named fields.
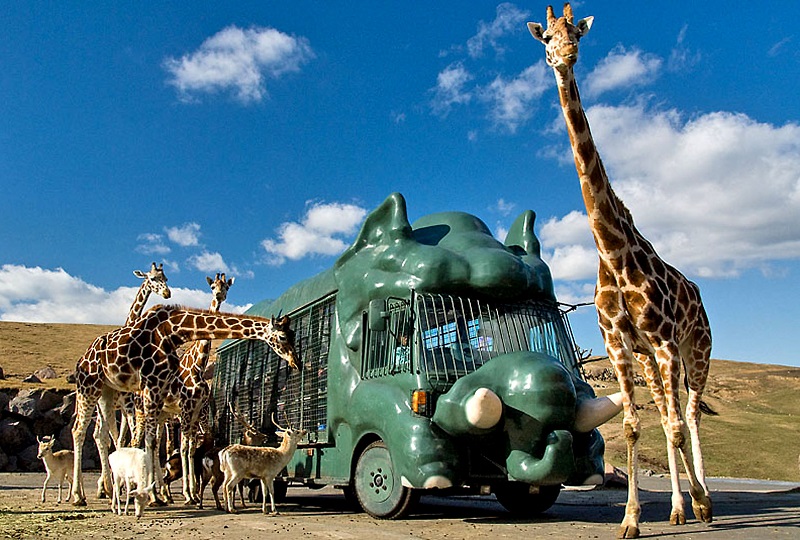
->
xmin=0 ymin=418 xmax=34 ymax=455
xmin=33 ymin=366 xmax=58 ymax=380
xmin=0 ymin=364 xmax=5 ymax=379
xmin=8 ymin=389 xmax=39 ymax=419
xmin=17 ymin=443 xmax=43 ymax=472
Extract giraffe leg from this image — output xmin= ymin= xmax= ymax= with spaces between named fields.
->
xmin=94 ymin=388 xmax=120 ymax=500
xmin=142 ymin=392 xmax=168 ymax=506
xmin=71 ymin=391 xmax=98 ymax=505
xmin=635 ymin=352 xmax=686 ymax=525
xmin=682 ymin=389 xmax=713 ymax=522
xmin=607 ymin=343 xmax=641 ymax=539
xmin=180 ymin=423 xmax=196 ymax=505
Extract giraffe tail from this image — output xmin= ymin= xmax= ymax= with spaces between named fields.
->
xmin=682 ymin=360 xmax=719 ymax=417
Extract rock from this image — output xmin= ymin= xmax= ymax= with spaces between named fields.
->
xmin=17 ymin=443 xmax=43 ymax=472
xmin=0 ymin=418 xmax=34 ymax=455
xmin=0 ymin=365 xmax=5 ymax=379
xmin=33 ymin=366 xmax=58 ymax=380
xmin=603 ymin=463 xmax=628 ymax=488
xmin=9 ymin=389 xmax=38 ymax=418
xmin=22 ymin=374 xmax=41 ymax=383
xmin=0 ymin=448 xmax=8 ymax=470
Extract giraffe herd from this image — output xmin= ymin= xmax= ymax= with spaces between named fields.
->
xmin=69 ymin=265 xmax=299 ymax=507
xmin=60 ymin=5 xmax=716 ymax=537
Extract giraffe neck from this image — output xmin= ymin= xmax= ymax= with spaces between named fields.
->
xmin=162 ymin=309 xmax=275 ymax=345
xmin=554 ymin=68 xmax=633 ymax=261
xmin=124 ymin=282 xmax=152 ymax=327
xmin=189 ymin=297 xmax=223 ymax=374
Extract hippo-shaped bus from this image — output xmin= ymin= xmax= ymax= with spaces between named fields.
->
xmin=210 ymin=192 xmax=621 ymax=518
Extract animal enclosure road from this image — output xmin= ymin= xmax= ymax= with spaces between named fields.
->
xmin=1 ymin=472 xmax=798 ymax=539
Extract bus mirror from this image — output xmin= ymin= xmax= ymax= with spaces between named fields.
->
xmin=368 ymin=299 xmax=387 ymax=331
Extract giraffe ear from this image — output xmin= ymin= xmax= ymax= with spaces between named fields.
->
xmin=133 ymin=270 xmax=146 ymax=279
xmin=528 ymin=22 xmax=547 ymax=43
xmin=206 ymin=276 xmax=214 ymax=287
xmin=576 ymin=16 xmax=594 ymax=37
xmin=227 ymin=277 xmax=235 ymax=287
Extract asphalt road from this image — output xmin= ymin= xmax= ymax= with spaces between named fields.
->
xmin=1 ymin=472 xmax=798 ymax=539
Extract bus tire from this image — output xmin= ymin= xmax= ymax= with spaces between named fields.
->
xmin=494 ymin=482 xmax=561 ymax=516
xmin=354 ymin=440 xmax=418 ymax=519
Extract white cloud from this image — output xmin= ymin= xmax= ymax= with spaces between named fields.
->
xmin=493 ymin=198 xmax=516 ymax=217
xmin=136 ymin=233 xmax=170 ymax=255
xmin=481 ymin=63 xmax=549 ymax=132
xmin=431 ymin=62 xmax=473 ymax=116
xmin=540 ymin=103 xmax=800 ymax=282
xmin=187 ymin=251 xmax=230 ymax=274
xmin=0 ymin=265 xmax=249 ymax=324
xmin=584 ymin=45 xmax=662 ymax=97
xmin=164 ymin=25 xmax=313 ymax=103
xmin=466 ymin=2 xmax=530 ymax=58
xmin=165 ymin=222 xmax=201 ymax=247
xmin=261 ymin=201 xmax=368 ymax=265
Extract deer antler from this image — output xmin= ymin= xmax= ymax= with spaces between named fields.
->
xmin=228 ymin=403 xmax=259 ymax=434
xmin=271 ymin=411 xmax=293 ymax=432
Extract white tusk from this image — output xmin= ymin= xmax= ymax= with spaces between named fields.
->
xmin=574 ymin=391 xmax=623 ymax=433
xmin=465 ymin=388 xmax=503 ymax=429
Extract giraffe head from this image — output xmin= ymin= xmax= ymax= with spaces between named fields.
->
xmin=206 ymin=272 xmax=234 ymax=310
xmin=528 ymin=3 xmax=593 ymax=72
xmin=133 ymin=262 xmax=171 ymax=300
xmin=266 ymin=315 xmax=300 ymax=370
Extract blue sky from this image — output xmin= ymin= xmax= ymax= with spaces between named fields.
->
xmin=2 ymin=1 xmax=799 ymax=368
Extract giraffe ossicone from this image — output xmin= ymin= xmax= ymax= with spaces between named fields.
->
xmin=530 ymin=4 xmax=714 ymax=538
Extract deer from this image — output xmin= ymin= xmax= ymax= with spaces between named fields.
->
xmin=219 ymin=414 xmax=306 ymax=515
xmin=227 ymin=403 xmax=271 ymax=506
xmin=108 ymin=447 xmax=156 ymax=519
xmin=36 ymin=435 xmax=74 ymax=504
xmin=162 ymin=427 xmax=225 ymax=510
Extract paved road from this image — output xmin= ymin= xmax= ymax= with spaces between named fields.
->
xmin=1 ymin=472 xmax=798 ymax=539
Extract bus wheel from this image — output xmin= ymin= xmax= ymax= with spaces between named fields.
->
xmin=494 ymin=482 xmax=561 ymax=516
xmin=354 ymin=440 xmax=417 ymax=519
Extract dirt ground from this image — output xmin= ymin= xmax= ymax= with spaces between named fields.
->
xmin=2 ymin=472 xmax=799 ymax=540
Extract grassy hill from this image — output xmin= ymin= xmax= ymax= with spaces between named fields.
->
xmin=1 ymin=321 xmax=799 ymax=481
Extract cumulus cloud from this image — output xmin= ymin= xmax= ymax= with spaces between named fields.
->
xmin=136 ymin=233 xmax=170 ymax=255
xmin=0 ymin=265 xmax=249 ymax=324
xmin=165 ymin=222 xmax=201 ymax=247
xmin=466 ymin=2 xmax=530 ymax=58
xmin=187 ymin=251 xmax=230 ymax=274
xmin=584 ymin=45 xmax=663 ymax=98
xmin=481 ymin=63 xmax=549 ymax=132
xmin=431 ymin=62 xmax=473 ymax=116
xmin=539 ymin=103 xmax=800 ymax=287
xmin=164 ymin=25 xmax=314 ymax=103
xmin=261 ymin=201 xmax=368 ymax=265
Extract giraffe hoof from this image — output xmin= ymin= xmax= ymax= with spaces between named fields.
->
xmin=692 ymin=500 xmax=713 ymax=523
xmin=72 ymin=498 xmax=87 ymax=507
xmin=617 ymin=525 xmax=640 ymax=539
xmin=670 ymin=509 xmax=686 ymax=525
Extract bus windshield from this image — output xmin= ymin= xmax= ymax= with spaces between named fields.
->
xmin=415 ymin=294 xmax=580 ymax=384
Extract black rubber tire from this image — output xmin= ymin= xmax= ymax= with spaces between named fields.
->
xmin=494 ymin=482 xmax=561 ymax=516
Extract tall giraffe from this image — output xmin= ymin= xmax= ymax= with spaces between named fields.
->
xmin=86 ymin=262 xmax=171 ymax=498
xmin=169 ymin=273 xmax=235 ymax=505
xmin=115 ymin=263 xmax=171 ymax=449
xmin=70 ymin=304 xmax=299 ymax=506
xmin=529 ymin=5 xmax=713 ymax=538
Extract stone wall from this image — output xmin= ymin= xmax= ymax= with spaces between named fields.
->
xmin=0 ymin=388 xmax=100 ymax=472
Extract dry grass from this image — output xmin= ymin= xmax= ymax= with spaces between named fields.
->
xmin=588 ymin=358 xmax=800 ymax=482
xmin=2 ymin=321 xmax=799 ymax=481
